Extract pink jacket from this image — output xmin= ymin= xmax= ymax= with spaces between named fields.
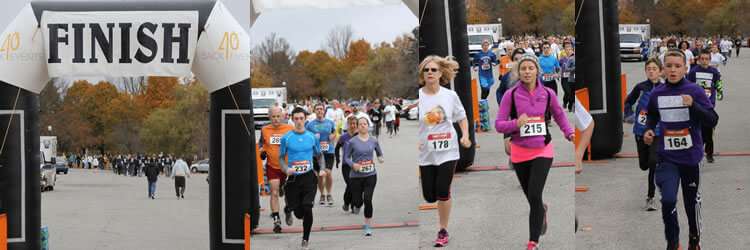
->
xmin=494 ymin=80 xmax=574 ymax=148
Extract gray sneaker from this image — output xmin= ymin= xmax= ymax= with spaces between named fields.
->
xmin=646 ymin=197 xmax=658 ymax=211
xmin=301 ymin=240 xmax=309 ymax=249
xmin=319 ymin=195 xmax=326 ymax=205
xmin=327 ymin=194 xmax=334 ymax=206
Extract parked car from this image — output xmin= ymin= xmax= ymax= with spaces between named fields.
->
xmin=400 ymin=99 xmax=418 ymax=120
xmin=55 ymin=156 xmax=69 ymax=174
xmin=40 ymin=153 xmax=57 ymax=192
xmin=190 ymin=159 xmax=209 ymax=173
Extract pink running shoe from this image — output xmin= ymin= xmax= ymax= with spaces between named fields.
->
xmin=434 ymin=228 xmax=449 ymax=247
xmin=527 ymin=241 xmax=539 ymax=250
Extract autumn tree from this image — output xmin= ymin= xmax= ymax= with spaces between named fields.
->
xmin=342 ymin=39 xmax=371 ymax=73
xmin=465 ymin=0 xmax=490 ymax=24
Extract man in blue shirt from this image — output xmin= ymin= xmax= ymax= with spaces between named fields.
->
xmin=472 ymin=39 xmax=498 ymax=100
xmin=305 ymin=103 xmax=337 ymax=206
xmin=539 ymin=41 xmax=561 ymax=95
xmin=280 ymin=107 xmax=326 ymax=249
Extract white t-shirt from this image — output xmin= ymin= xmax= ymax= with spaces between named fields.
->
xmin=383 ymin=105 xmax=397 ymax=122
xmin=709 ymin=52 xmax=725 ymax=67
xmin=524 ymin=48 xmax=535 ymax=55
xmin=342 ymin=112 xmax=373 ymax=131
xmin=419 ymin=87 xmax=467 ymax=166
xmin=720 ymin=40 xmax=731 ymax=52
xmin=574 ymin=97 xmax=593 ymax=130
xmin=325 ymin=108 xmax=345 ymax=124
xmin=550 ymin=43 xmax=560 ymax=58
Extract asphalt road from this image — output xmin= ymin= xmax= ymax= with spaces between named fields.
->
xmin=575 ymin=48 xmax=750 ymax=249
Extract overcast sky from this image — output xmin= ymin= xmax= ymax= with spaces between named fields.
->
xmin=249 ymin=2 xmax=417 ymax=53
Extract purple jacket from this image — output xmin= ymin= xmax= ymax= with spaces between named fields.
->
xmin=495 ymin=80 xmax=574 ymax=148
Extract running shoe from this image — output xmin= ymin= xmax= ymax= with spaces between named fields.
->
xmin=666 ymin=242 xmax=681 ymax=250
xmin=434 ymin=229 xmax=449 ymax=247
xmin=273 ymin=220 xmax=282 ymax=234
xmin=646 ymin=197 xmax=658 ymax=211
xmin=706 ymin=156 xmax=715 ymax=163
xmin=688 ymin=235 xmax=701 ymax=250
xmin=526 ymin=241 xmax=539 ymax=250
xmin=364 ymin=225 xmax=373 ymax=236
xmin=343 ymin=203 xmax=350 ymax=212
xmin=284 ymin=207 xmax=293 ymax=226
xmin=301 ymin=240 xmax=310 ymax=249
xmin=319 ymin=195 xmax=326 ymax=205
xmin=353 ymin=206 xmax=361 ymax=215
xmin=541 ymin=203 xmax=549 ymax=235
xmin=327 ymin=194 xmax=334 ymax=206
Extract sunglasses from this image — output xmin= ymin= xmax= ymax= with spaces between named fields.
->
xmin=423 ymin=68 xmax=440 ymax=73
xmin=668 ymin=45 xmax=676 ymax=48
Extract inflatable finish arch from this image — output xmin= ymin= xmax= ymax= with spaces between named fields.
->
xmin=0 ymin=1 xmax=258 ymax=249
xmin=575 ymin=0 xmax=623 ymax=158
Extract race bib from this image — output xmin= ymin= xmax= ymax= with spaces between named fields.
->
xmin=505 ymin=63 xmax=512 ymax=69
xmin=358 ymin=160 xmax=375 ymax=173
xmin=563 ymin=72 xmax=570 ymax=78
xmin=270 ymin=133 xmax=283 ymax=145
xmin=638 ymin=110 xmax=647 ymax=125
xmin=291 ymin=160 xmax=310 ymax=173
xmin=320 ymin=141 xmax=330 ymax=151
xmin=704 ymin=89 xmax=712 ymax=97
xmin=664 ymin=129 xmax=693 ymax=150
xmin=481 ymin=62 xmax=490 ymax=70
xmin=427 ymin=133 xmax=451 ymax=152
xmin=520 ymin=116 xmax=546 ymax=137
xmin=542 ymin=74 xmax=554 ymax=81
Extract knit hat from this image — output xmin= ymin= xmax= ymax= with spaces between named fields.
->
xmin=516 ymin=54 xmax=541 ymax=73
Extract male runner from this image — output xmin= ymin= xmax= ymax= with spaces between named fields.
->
xmin=280 ymin=107 xmax=326 ymax=249
xmin=472 ymin=39 xmax=498 ymax=100
xmin=644 ymin=50 xmax=718 ymax=250
xmin=306 ymin=104 xmax=337 ymax=206
xmin=687 ymin=49 xmax=722 ymax=163
xmin=259 ymin=106 xmax=294 ymax=233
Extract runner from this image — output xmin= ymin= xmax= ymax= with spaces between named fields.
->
xmin=687 ymin=49 xmax=722 ymax=163
xmin=279 ymin=107 xmax=326 ymax=249
xmin=559 ymin=42 xmax=574 ymax=111
xmin=623 ymin=58 xmax=663 ymax=211
xmin=343 ymin=117 xmax=385 ymax=236
xmin=305 ymin=104 xmax=336 ymax=206
xmin=494 ymin=54 xmax=574 ymax=250
xmin=734 ymin=36 xmax=742 ymax=57
xmin=538 ymin=41 xmax=561 ymax=96
xmin=679 ymin=41 xmax=694 ymax=70
xmin=709 ymin=44 xmax=726 ymax=100
xmin=259 ymin=106 xmax=294 ymax=233
xmin=418 ymin=55 xmax=472 ymax=247
xmin=472 ymin=39 xmax=498 ymax=100
xmin=342 ymin=101 xmax=372 ymax=133
xmin=498 ymin=43 xmax=515 ymax=76
xmin=643 ymin=50 xmax=719 ymax=250
xmin=335 ymin=116 xmax=359 ymax=212
xmin=368 ymin=101 xmax=383 ymax=140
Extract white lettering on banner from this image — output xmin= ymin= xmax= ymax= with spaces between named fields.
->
xmin=427 ymin=132 xmax=451 ymax=152
xmin=664 ymin=128 xmax=692 ymax=150
xmin=659 ymin=108 xmax=690 ymax=122
xmin=41 ymin=11 xmax=198 ymax=77
xmin=520 ymin=116 xmax=546 ymax=137
xmin=192 ymin=1 xmax=251 ymax=93
xmin=0 ymin=4 xmax=50 ymax=93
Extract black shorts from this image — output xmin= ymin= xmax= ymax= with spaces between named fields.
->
xmin=313 ymin=154 xmax=335 ymax=172
xmin=419 ymin=160 xmax=457 ymax=202
xmin=284 ymin=171 xmax=318 ymax=210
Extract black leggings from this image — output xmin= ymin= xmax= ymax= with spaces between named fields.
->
xmin=174 ymin=176 xmax=186 ymax=197
xmin=481 ymin=87 xmax=490 ymax=99
xmin=635 ymin=136 xmax=657 ymax=198
xmin=513 ymin=157 xmax=552 ymax=242
xmin=561 ymin=78 xmax=572 ymax=109
xmin=351 ymin=175 xmax=377 ymax=218
xmin=284 ymin=171 xmax=317 ymax=241
xmin=702 ymin=124 xmax=715 ymax=157
xmin=542 ymin=80 xmax=558 ymax=96
xmin=342 ymin=163 xmax=353 ymax=208
xmin=419 ymin=160 xmax=456 ymax=202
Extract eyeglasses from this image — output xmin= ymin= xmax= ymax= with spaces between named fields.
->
xmin=668 ymin=45 xmax=676 ymax=48
xmin=423 ymin=68 xmax=439 ymax=73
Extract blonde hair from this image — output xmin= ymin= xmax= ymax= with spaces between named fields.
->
xmin=418 ymin=55 xmax=459 ymax=86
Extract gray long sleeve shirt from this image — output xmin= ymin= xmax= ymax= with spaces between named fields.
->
xmin=343 ymin=136 xmax=383 ymax=178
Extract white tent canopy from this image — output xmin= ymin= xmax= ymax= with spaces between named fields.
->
xmin=250 ymin=0 xmax=418 ymax=28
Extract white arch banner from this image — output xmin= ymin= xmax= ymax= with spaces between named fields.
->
xmin=0 ymin=0 xmax=250 ymax=94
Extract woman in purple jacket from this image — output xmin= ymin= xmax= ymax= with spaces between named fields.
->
xmin=494 ymin=54 xmax=575 ymax=250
